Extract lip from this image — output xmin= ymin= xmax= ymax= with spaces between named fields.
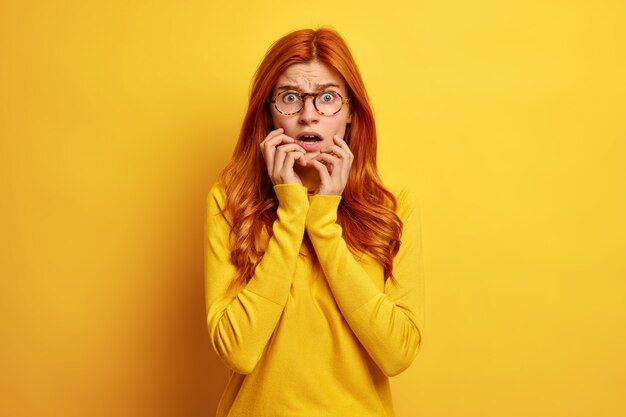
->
xmin=296 ymin=131 xmax=324 ymax=153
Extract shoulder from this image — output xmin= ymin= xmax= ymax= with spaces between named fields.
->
xmin=205 ymin=183 xmax=233 ymax=226
xmin=206 ymin=183 xmax=227 ymax=209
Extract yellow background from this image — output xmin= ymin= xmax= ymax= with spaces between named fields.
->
xmin=1 ymin=1 xmax=625 ymax=416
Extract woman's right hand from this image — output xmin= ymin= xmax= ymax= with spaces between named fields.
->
xmin=260 ymin=128 xmax=306 ymax=185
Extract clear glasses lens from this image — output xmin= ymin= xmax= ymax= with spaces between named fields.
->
xmin=275 ymin=91 xmax=343 ymax=115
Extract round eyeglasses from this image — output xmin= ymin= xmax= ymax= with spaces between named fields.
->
xmin=269 ymin=90 xmax=350 ymax=116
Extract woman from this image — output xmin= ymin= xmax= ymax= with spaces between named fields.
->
xmin=205 ymin=28 xmax=424 ymax=417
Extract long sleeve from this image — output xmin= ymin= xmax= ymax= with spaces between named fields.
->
xmin=305 ymin=189 xmax=425 ymax=377
xmin=204 ymin=183 xmax=309 ymax=375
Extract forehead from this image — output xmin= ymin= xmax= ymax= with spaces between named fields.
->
xmin=274 ymin=61 xmax=346 ymax=91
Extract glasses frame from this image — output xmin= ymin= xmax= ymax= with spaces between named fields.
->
xmin=268 ymin=90 xmax=351 ymax=116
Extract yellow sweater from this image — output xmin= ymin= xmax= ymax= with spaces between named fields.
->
xmin=204 ymin=183 xmax=424 ymax=417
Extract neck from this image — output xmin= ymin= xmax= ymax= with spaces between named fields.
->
xmin=294 ymin=165 xmax=320 ymax=192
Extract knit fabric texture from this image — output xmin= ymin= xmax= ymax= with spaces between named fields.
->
xmin=204 ymin=183 xmax=424 ymax=417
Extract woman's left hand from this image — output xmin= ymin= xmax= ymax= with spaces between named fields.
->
xmin=309 ymin=135 xmax=354 ymax=196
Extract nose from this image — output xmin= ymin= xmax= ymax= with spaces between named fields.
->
xmin=298 ymin=96 xmax=319 ymax=124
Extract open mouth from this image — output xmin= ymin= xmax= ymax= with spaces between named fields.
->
xmin=297 ymin=134 xmax=322 ymax=143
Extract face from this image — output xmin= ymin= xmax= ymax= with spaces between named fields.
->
xmin=269 ymin=60 xmax=352 ymax=161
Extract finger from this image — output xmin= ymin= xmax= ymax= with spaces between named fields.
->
xmin=312 ymin=152 xmax=338 ymax=162
xmin=333 ymin=135 xmax=354 ymax=158
xmin=260 ymin=129 xmax=284 ymax=172
xmin=312 ymin=152 xmax=341 ymax=174
xmin=273 ymin=143 xmax=302 ymax=179
xmin=309 ymin=160 xmax=332 ymax=184
xmin=275 ymin=150 xmax=305 ymax=184
xmin=261 ymin=132 xmax=295 ymax=176
xmin=321 ymin=144 xmax=350 ymax=160
xmin=273 ymin=143 xmax=305 ymax=175
xmin=315 ymin=152 xmax=351 ymax=192
xmin=260 ymin=128 xmax=284 ymax=147
xmin=329 ymin=137 xmax=353 ymax=180
xmin=273 ymin=146 xmax=287 ymax=178
xmin=283 ymin=151 xmax=305 ymax=173
xmin=260 ymin=129 xmax=285 ymax=162
xmin=264 ymin=134 xmax=296 ymax=161
xmin=294 ymin=152 xmax=307 ymax=167
xmin=275 ymin=143 xmax=306 ymax=154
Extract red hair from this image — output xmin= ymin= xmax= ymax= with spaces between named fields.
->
xmin=218 ymin=28 xmax=402 ymax=293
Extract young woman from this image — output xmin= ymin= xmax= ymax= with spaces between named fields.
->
xmin=205 ymin=28 xmax=424 ymax=417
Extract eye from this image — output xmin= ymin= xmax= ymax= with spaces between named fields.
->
xmin=319 ymin=92 xmax=337 ymax=102
xmin=281 ymin=92 xmax=301 ymax=103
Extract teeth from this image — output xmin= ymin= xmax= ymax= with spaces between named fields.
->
xmin=300 ymin=135 xmax=320 ymax=141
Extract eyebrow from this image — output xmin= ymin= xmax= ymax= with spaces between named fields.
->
xmin=275 ymin=83 xmax=342 ymax=92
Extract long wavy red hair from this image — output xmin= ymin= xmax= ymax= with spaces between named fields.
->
xmin=218 ymin=28 xmax=402 ymax=294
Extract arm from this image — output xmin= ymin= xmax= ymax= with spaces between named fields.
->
xmin=204 ymin=183 xmax=308 ymax=374
xmin=305 ymin=189 xmax=425 ymax=376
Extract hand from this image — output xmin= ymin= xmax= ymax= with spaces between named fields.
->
xmin=260 ymin=128 xmax=307 ymax=185
xmin=309 ymin=135 xmax=354 ymax=195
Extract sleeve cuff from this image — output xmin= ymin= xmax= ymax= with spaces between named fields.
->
xmin=306 ymin=194 xmax=342 ymax=230
xmin=273 ymin=183 xmax=309 ymax=212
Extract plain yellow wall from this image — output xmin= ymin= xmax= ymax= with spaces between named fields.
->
xmin=1 ymin=1 xmax=625 ymax=416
